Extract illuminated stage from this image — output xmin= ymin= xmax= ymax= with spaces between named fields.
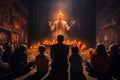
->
xmin=27 ymin=0 xmax=96 ymax=63
xmin=28 ymin=0 xmax=96 ymax=48
xmin=30 ymin=39 xmax=86 ymax=48
xmin=28 ymin=40 xmax=87 ymax=62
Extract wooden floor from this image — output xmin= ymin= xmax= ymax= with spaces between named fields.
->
xmin=2 ymin=49 xmax=115 ymax=80
xmin=15 ymin=49 xmax=97 ymax=80
xmin=14 ymin=66 xmax=96 ymax=80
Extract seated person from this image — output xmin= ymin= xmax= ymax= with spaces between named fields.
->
xmin=69 ymin=46 xmax=86 ymax=80
xmin=2 ymin=45 xmax=13 ymax=63
xmin=10 ymin=44 xmax=35 ymax=75
xmin=0 ymin=55 xmax=10 ymax=76
xmin=42 ymin=35 xmax=69 ymax=80
xmin=86 ymin=44 xmax=109 ymax=75
xmin=35 ymin=45 xmax=49 ymax=79
xmin=107 ymin=44 xmax=120 ymax=79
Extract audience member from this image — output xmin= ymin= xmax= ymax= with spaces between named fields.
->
xmin=107 ymin=44 xmax=120 ymax=79
xmin=35 ymin=45 xmax=49 ymax=79
xmin=2 ymin=45 xmax=13 ymax=63
xmin=86 ymin=43 xmax=109 ymax=74
xmin=25 ymin=45 xmax=49 ymax=80
xmin=43 ymin=35 xmax=69 ymax=80
xmin=69 ymin=46 xmax=86 ymax=80
xmin=0 ymin=45 xmax=11 ymax=76
xmin=10 ymin=44 xmax=35 ymax=75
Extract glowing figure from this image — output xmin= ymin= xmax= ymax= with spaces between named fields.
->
xmin=49 ymin=13 xmax=76 ymax=39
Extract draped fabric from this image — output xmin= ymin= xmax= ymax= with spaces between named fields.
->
xmin=71 ymin=0 xmax=96 ymax=47
xmin=27 ymin=0 xmax=50 ymax=45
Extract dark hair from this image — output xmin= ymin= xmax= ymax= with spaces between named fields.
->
xmin=39 ymin=45 xmax=45 ymax=53
xmin=19 ymin=44 xmax=27 ymax=52
xmin=95 ymin=43 xmax=107 ymax=57
xmin=109 ymin=44 xmax=118 ymax=52
xmin=71 ymin=46 xmax=79 ymax=53
xmin=57 ymin=34 xmax=64 ymax=43
xmin=6 ymin=45 xmax=12 ymax=51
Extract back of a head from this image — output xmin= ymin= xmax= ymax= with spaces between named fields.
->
xmin=19 ymin=44 xmax=27 ymax=52
xmin=71 ymin=46 xmax=79 ymax=53
xmin=39 ymin=45 xmax=45 ymax=53
xmin=6 ymin=45 xmax=12 ymax=51
xmin=57 ymin=35 xmax=64 ymax=43
xmin=96 ymin=43 xmax=107 ymax=57
xmin=109 ymin=44 xmax=118 ymax=52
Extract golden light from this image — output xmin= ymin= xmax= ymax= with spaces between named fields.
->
xmin=104 ymin=35 xmax=108 ymax=41
xmin=28 ymin=40 xmax=87 ymax=62
xmin=29 ymin=40 xmax=87 ymax=51
xmin=15 ymin=25 xmax=19 ymax=29
xmin=81 ymin=44 xmax=87 ymax=51
xmin=53 ymin=10 xmax=66 ymax=20
xmin=14 ymin=22 xmax=20 ymax=29
xmin=42 ymin=39 xmax=86 ymax=51
xmin=58 ymin=11 xmax=63 ymax=18
xmin=29 ymin=42 xmax=41 ymax=52
xmin=77 ymin=41 xmax=82 ymax=50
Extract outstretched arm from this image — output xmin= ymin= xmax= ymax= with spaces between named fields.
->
xmin=66 ymin=20 xmax=76 ymax=30
xmin=48 ymin=21 xmax=55 ymax=31
xmin=69 ymin=20 xmax=76 ymax=28
xmin=48 ymin=21 xmax=52 ymax=28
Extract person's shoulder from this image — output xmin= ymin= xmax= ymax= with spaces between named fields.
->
xmin=23 ymin=52 xmax=27 ymax=56
xmin=62 ymin=20 xmax=67 ymax=23
xmin=90 ymin=53 xmax=97 ymax=58
xmin=36 ymin=54 xmax=41 ymax=58
xmin=63 ymin=44 xmax=69 ymax=47
xmin=52 ymin=43 xmax=69 ymax=47
xmin=51 ymin=44 xmax=56 ymax=48
xmin=93 ymin=53 xmax=97 ymax=56
xmin=44 ymin=54 xmax=49 ymax=59
xmin=36 ymin=54 xmax=46 ymax=60
xmin=52 ymin=43 xmax=61 ymax=47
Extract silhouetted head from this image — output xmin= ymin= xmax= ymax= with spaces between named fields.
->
xmin=95 ymin=43 xmax=107 ymax=57
xmin=39 ymin=45 xmax=45 ymax=53
xmin=109 ymin=44 xmax=118 ymax=52
xmin=19 ymin=44 xmax=27 ymax=52
xmin=6 ymin=45 xmax=12 ymax=51
xmin=57 ymin=35 xmax=64 ymax=44
xmin=71 ymin=46 xmax=79 ymax=53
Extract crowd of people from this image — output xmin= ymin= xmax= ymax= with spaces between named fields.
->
xmin=0 ymin=35 xmax=120 ymax=80
xmin=85 ymin=43 xmax=120 ymax=80
xmin=0 ymin=43 xmax=35 ymax=79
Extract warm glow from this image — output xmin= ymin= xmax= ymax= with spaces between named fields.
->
xmin=29 ymin=39 xmax=87 ymax=51
xmin=42 ymin=40 xmax=87 ymax=50
xmin=104 ymin=35 xmax=108 ymax=41
xmin=81 ymin=44 xmax=87 ymax=51
xmin=53 ymin=10 xmax=66 ymax=20
xmin=29 ymin=42 xmax=41 ymax=51
xmin=15 ymin=25 xmax=19 ymax=29
xmin=42 ymin=39 xmax=81 ymax=46
xmin=14 ymin=22 xmax=20 ymax=29
xmin=28 ymin=40 xmax=87 ymax=62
